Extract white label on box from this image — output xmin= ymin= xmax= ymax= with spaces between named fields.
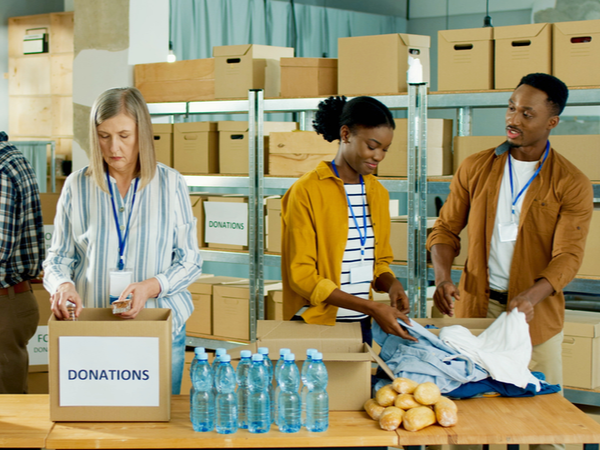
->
xmin=204 ymin=201 xmax=248 ymax=246
xmin=27 ymin=325 xmax=49 ymax=366
xmin=43 ymin=225 xmax=54 ymax=252
xmin=58 ymin=336 xmax=160 ymax=407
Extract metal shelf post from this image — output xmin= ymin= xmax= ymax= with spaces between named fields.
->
xmin=407 ymin=83 xmax=429 ymax=318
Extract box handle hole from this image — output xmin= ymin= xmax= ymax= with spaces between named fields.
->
xmin=511 ymin=40 xmax=531 ymax=47
xmin=571 ymin=36 xmax=592 ymax=44
xmin=563 ymin=337 xmax=576 ymax=345
xmin=154 ymin=136 xmax=161 ymax=140
xmin=226 ymin=58 xmax=241 ymax=64
xmin=408 ymin=48 xmax=420 ymax=55
xmin=454 ymin=44 xmax=474 ymax=50
xmin=231 ymin=134 xmax=245 ymax=140
xmin=184 ymin=134 xmax=198 ymax=140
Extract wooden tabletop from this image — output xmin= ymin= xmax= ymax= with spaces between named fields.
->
xmin=0 ymin=394 xmax=53 ymax=448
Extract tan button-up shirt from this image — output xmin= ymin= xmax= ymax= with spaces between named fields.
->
xmin=427 ymin=142 xmax=594 ymax=345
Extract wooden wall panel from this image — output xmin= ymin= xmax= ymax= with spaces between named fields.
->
xmin=52 ymin=96 xmax=73 ymax=137
xmin=50 ymin=13 xmax=74 ymax=54
xmin=9 ymin=96 xmax=53 ymax=137
xmin=9 ymin=56 xmax=51 ymax=95
xmin=51 ymin=54 xmax=73 ymax=95
xmin=8 ymin=15 xmax=51 ymax=57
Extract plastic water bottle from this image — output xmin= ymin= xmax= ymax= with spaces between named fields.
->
xmin=304 ymin=352 xmax=329 ymax=432
xmin=236 ymin=350 xmax=252 ymax=429
xmin=257 ymin=347 xmax=274 ymax=423
xmin=277 ymin=353 xmax=301 ymax=433
xmin=274 ymin=348 xmax=291 ymax=426
xmin=190 ymin=347 xmax=206 ymax=379
xmin=248 ymin=353 xmax=271 ymax=433
xmin=212 ymin=348 xmax=227 ymax=370
xmin=190 ymin=352 xmax=214 ymax=432
xmin=300 ymin=348 xmax=318 ymax=426
xmin=215 ymin=354 xmax=238 ymax=434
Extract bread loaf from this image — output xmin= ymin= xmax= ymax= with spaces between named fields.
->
xmin=394 ymin=393 xmax=422 ymax=410
xmin=375 ymin=384 xmax=397 ymax=407
xmin=413 ymin=382 xmax=441 ymax=405
xmin=378 ymin=406 xmax=404 ymax=431
xmin=392 ymin=377 xmax=419 ymax=394
xmin=403 ymin=406 xmax=436 ymax=431
xmin=434 ymin=397 xmax=458 ymax=427
xmin=364 ymin=398 xmax=386 ymax=421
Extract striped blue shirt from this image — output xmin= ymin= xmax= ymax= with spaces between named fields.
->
xmin=337 ymin=183 xmax=374 ymax=321
xmin=0 ymin=141 xmax=45 ymax=287
xmin=43 ymin=163 xmax=203 ymax=336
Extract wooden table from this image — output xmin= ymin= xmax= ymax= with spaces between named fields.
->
xmin=1 ymin=394 xmax=600 ymax=449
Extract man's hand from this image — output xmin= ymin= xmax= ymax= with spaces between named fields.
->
xmin=433 ymin=280 xmax=460 ymax=317
xmin=508 ymin=294 xmax=535 ymax=322
xmin=117 ymin=278 xmax=161 ymax=319
xmin=507 ymin=278 xmax=554 ymax=323
xmin=51 ymin=282 xmax=82 ymax=319
xmin=388 ymin=278 xmax=410 ymax=315
xmin=371 ymin=302 xmax=417 ymax=342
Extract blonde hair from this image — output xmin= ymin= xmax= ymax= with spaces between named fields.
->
xmin=87 ymin=87 xmax=156 ymax=192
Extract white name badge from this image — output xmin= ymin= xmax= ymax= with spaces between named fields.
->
xmin=109 ymin=268 xmax=133 ymax=303
xmin=499 ymin=221 xmax=518 ymax=242
xmin=350 ymin=263 xmax=373 ymax=284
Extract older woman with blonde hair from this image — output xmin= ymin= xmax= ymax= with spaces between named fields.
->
xmin=43 ymin=87 xmax=202 ymax=394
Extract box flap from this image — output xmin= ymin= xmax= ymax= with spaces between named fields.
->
xmin=152 ymin=123 xmax=173 ymax=133
xmin=367 ymin=343 xmax=395 ymax=380
xmin=217 ymin=121 xmax=249 ymax=132
xmin=189 ymin=276 xmax=245 ymax=294
xmin=554 ymin=19 xmax=600 ymax=36
xmin=213 ymin=44 xmax=252 ymax=58
xmin=280 ymin=57 xmax=338 ymax=68
xmin=214 ymin=280 xmax=279 ymax=298
xmin=174 ymin=121 xmax=217 ymax=133
xmin=268 ymin=290 xmax=283 ymax=304
xmin=266 ymin=197 xmax=282 ymax=210
xmin=494 ymin=23 xmax=549 ymax=40
xmin=439 ymin=27 xmax=493 ymax=43
xmin=564 ymin=310 xmax=600 ymax=338
xmin=250 ymin=44 xmax=295 ymax=59
xmin=398 ymin=33 xmax=431 ymax=48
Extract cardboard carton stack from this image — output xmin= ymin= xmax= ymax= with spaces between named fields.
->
xmin=563 ymin=310 xmax=600 ymax=389
xmin=553 ymin=19 xmax=600 ymax=87
xmin=152 ymin=123 xmax=173 ymax=167
xmin=390 ymin=216 xmax=437 ymax=262
xmin=268 ymin=131 xmax=338 ymax=177
xmin=280 ymin=57 xmax=338 ymax=98
xmin=204 ymin=195 xmax=248 ymax=250
xmin=266 ymin=197 xmax=282 ymax=253
xmin=173 ymin=122 xmax=218 ymax=174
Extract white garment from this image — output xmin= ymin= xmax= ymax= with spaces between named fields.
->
xmin=488 ymin=156 xmax=538 ymax=291
xmin=439 ymin=310 xmax=540 ymax=390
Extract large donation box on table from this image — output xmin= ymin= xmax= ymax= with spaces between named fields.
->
xmin=48 ymin=309 xmax=172 ymax=422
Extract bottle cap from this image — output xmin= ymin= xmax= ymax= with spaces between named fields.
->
xmin=258 ymin=347 xmax=269 ymax=355
xmin=194 ymin=347 xmax=205 ymax=355
xmin=240 ymin=350 xmax=252 ymax=358
xmin=252 ymin=354 xmax=264 ymax=362
xmin=220 ymin=354 xmax=231 ymax=362
xmin=280 ymin=348 xmax=291 ymax=356
xmin=312 ymin=352 xmax=323 ymax=361
xmin=284 ymin=353 xmax=295 ymax=361
xmin=307 ymin=348 xmax=318 ymax=357
xmin=215 ymin=348 xmax=227 ymax=356
xmin=198 ymin=352 xmax=208 ymax=361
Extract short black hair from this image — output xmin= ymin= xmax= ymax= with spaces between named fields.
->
xmin=517 ymin=73 xmax=569 ymax=116
xmin=313 ymin=96 xmax=395 ymax=143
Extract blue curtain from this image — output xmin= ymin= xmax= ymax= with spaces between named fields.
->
xmin=11 ymin=142 xmax=48 ymax=193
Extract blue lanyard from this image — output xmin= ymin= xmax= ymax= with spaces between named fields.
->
xmin=331 ymin=160 xmax=367 ymax=256
xmin=508 ymin=140 xmax=550 ymax=217
xmin=106 ymin=172 xmax=139 ymax=270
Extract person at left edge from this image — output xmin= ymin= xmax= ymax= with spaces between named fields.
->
xmin=42 ymin=87 xmax=203 ymax=394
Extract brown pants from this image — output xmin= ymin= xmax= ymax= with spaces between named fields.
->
xmin=0 ymin=286 xmax=39 ymax=394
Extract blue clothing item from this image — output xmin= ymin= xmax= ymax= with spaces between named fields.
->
xmin=171 ymin=323 xmax=186 ymax=395
xmin=373 ymin=320 xmax=489 ymax=393
xmin=447 ymin=372 xmax=561 ymax=399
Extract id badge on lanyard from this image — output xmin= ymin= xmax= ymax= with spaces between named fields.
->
xmin=109 ymin=268 xmax=133 ymax=303
xmin=350 ymin=263 xmax=372 ymax=284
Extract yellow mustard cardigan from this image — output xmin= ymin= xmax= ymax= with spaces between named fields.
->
xmin=281 ymin=161 xmax=395 ymax=325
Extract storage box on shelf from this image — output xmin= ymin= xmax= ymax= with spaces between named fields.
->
xmin=579 ymin=208 xmax=600 ymax=277
xmin=40 ymin=193 xmax=60 ymax=252
xmin=280 ymin=57 xmax=337 ymax=98
xmin=338 ymin=33 xmax=430 ymax=95
xmin=563 ymin=310 xmax=600 ymax=389
xmin=266 ymin=197 xmax=282 ymax=253
xmin=553 ymin=19 xmax=600 ymax=87
xmin=266 ymin=289 xmax=283 ymax=320
xmin=218 ymin=121 xmax=298 ymax=175
xmin=204 ymin=195 xmax=249 ymax=251
xmin=268 ymin=130 xmax=338 ymax=177
xmin=390 ymin=217 xmax=436 ymax=262
xmin=152 ymin=123 xmax=173 ymax=167
xmin=135 ymin=58 xmax=215 ymax=103
xmin=378 ymin=118 xmax=452 ymax=177
xmin=189 ymin=193 xmax=210 ymax=248
xmin=438 ymin=27 xmax=494 ymax=91
xmin=28 ymin=282 xmax=52 ymax=375
xmin=213 ymin=44 xmax=294 ymax=99
xmin=173 ymin=122 xmax=218 ymax=174
xmin=494 ymin=23 xmax=552 ymax=90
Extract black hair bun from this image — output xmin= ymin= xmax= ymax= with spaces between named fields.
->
xmin=313 ymin=96 xmax=347 ymax=142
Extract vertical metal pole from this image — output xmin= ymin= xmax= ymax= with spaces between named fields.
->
xmin=457 ymin=106 xmax=472 ymax=137
xmin=248 ymin=90 xmax=265 ymax=343
xmin=407 ymin=83 xmax=429 ymax=318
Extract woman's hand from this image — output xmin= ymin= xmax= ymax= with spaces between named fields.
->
xmin=388 ymin=278 xmax=410 ymax=315
xmin=51 ymin=282 xmax=82 ymax=319
xmin=433 ymin=280 xmax=460 ymax=317
xmin=117 ymin=277 xmax=162 ymax=319
xmin=371 ymin=302 xmax=417 ymax=342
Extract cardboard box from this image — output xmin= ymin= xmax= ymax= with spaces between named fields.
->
xmin=173 ymin=122 xmax=218 ymax=174
xmin=494 ymin=23 xmax=552 ymax=90
xmin=338 ymin=33 xmax=430 ymax=96
xmin=204 ymin=195 xmax=248 ymax=250
xmin=28 ymin=371 xmax=49 ymax=394
xmin=229 ymin=320 xmax=376 ymax=411
xmin=438 ymin=27 xmax=494 ymax=91
xmin=280 ymin=57 xmax=337 ymax=98
xmin=378 ymin=119 xmax=453 ymax=177
xmin=48 ymin=308 xmax=172 ymax=422
xmin=413 ymin=317 xmax=494 ymax=336
xmin=390 ymin=217 xmax=437 ymax=262
xmin=218 ymin=121 xmax=298 ymax=175
xmin=181 ymin=351 xmax=194 ymax=394
xmin=562 ymin=310 xmax=600 ymax=389
xmin=40 ymin=193 xmax=60 ymax=252
xmin=579 ymin=209 xmax=600 ymax=277
xmin=212 ymin=281 xmax=281 ymax=342
xmin=453 ymin=135 xmax=600 ymax=181
xmin=213 ymin=44 xmax=294 ymax=99
xmin=268 ymin=131 xmax=338 ymax=177
xmin=27 ymin=282 xmax=52 ymax=372
xmin=152 ymin=123 xmax=173 ymax=167
xmin=134 ymin=58 xmax=215 ymax=103
xmin=266 ymin=197 xmax=282 ymax=253
xmin=189 ymin=194 xmax=209 ymax=248
xmin=267 ymin=290 xmax=283 ymax=320
xmin=553 ymin=20 xmax=600 ymax=87
xmin=186 ymin=275 xmax=243 ymax=337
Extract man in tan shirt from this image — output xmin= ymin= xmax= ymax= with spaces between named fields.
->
xmin=427 ymin=73 xmax=593 ymax=390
